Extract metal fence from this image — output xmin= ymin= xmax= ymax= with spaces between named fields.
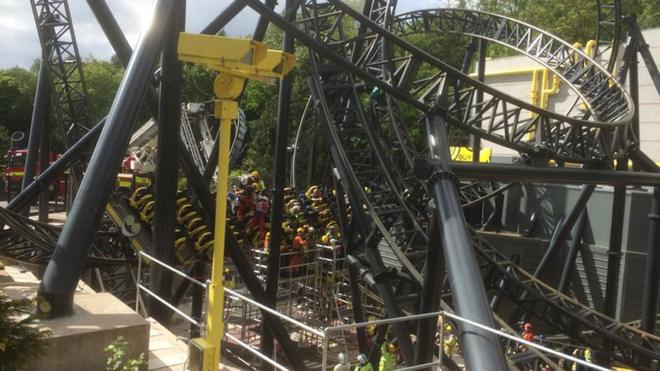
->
xmin=135 ymin=250 xmax=608 ymax=371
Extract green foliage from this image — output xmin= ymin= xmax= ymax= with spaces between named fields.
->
xmin=0 ymin=293 xmax=50 ymax=371
xmin=83 ymin=57 xmax=124 ymax=123
xmin=105 ymin=336 xmax=145 ymax=371
xmin=479 ymin=0 xmax=660 ymax=57
xmin=239 ymin=26 xmax=316 ymax=182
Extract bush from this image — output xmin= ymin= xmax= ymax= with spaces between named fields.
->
xmin=105 ymin=336 xmax=145 ymax=371
xmin=0 ymin=293 xmax=50 ymax=370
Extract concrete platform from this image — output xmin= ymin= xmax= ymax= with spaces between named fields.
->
xmin=0 ymin=264 xmax=150 ymax=371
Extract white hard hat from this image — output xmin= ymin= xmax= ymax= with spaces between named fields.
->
xmin=338 ymin=352 xmax=347 ymax=365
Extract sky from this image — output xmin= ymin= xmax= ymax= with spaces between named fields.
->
xmin=0 ymin=0 xmax=449 ymax=70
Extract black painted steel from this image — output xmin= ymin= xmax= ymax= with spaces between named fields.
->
xmin=261 ymin=0 xmax=296 ymax=361
xmin=557 ymin=210 xmax=588 ymax=294
xmin=447 ymin=162 xmax=660 ymax=186
xmin=7 ymin=119 xmax=104 ymax=214
xmin=37 ymin=0 xmax=177 ymax=317
xmin=308 ymin=76 xmax=416 ymax=363
xmin=641 ymin=188 xmax=660 ymax=334
xmin=413 ymin=214 xmax=443 ymax=368
xmin=535 ymin=184 xmax=595 ymax=280
xmin=150 ymin=1 xmax=185 ymax=323
xmin=604 ymin=158 xmax=628 ymax=317
xmin=23 ymin=61 xmax=50 ymax=198
xmin=38 ymin=103 xmax=51 ymax=222
xmin=425 ymin=113 xmax=506 ymax=371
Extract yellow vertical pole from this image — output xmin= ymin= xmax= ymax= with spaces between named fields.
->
xmin=203 ymin=98 xmax=237 ymax=371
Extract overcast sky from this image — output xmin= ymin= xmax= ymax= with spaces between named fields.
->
xmin=0 ymin=0 xmax=448 ymax=69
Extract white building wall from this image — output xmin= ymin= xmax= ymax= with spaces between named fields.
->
xmin=478 ymin=28 xmax=660 ymax=162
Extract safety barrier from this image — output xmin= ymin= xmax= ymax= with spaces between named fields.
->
xmin=135 ymin=250 xmax=607 ymax=371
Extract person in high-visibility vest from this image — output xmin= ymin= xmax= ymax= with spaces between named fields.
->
xmin=444 ymin=333 xmax=458 ymax=359
xmin=379 ymin=339 xmax=398 ymax=371
xmin=354 ymin=353 xmax=373 ymax=371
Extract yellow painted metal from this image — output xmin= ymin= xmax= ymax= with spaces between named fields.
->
xmin=177 ymin=33 xmax=295 ymax=84
xmin=177 ymin=33 xmax=295 ymax=371
xmin=449 ymin=146 xmax=492 ymax=162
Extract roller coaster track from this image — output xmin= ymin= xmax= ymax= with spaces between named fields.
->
xmin=0 ymin=207 xmax=131 ymax=268
xmin=244 ymin=0 xmax=659 ymax=366
xmin=596 ymin=0 xmax=623 ymax=71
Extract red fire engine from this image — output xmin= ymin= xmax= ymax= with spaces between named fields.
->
xmin=3 ymin=149 xmax=67 ymax=201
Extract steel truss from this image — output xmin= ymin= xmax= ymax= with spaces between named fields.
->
xmin=29 ymin=0 xmax=93 ymax=146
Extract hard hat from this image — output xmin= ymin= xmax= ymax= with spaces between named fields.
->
xmin=387 ymin=343 xmax=397 ymax=353
xmin=307 ymin=227 xmax=315 ymax=233
xmin=338 ymin=352 xmax=347 ymax=365
xmin=321 ymin=235 xmax=330 ymax=244
xmin=357 ymin=354 xmax=367 ymax=364
xmin=251 ymin=170 xmax=260 ymax=179
xmin=296 ymin=227 xmax=305 ymax=234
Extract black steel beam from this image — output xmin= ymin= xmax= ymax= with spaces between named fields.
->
xmin=261 ymin=0 xmax=295 ymax=361
xmin=445 ymin=162 xmax=660 ymax=186
xmin=424 ymin=113 xmax=506 ymax=371
xmin=534 ymin=184 xmax=595 ymax=279
xmin=150 ymin=0 xmax=185 ymax=323
xmin=413 ymin=214 xmax=444 ymax=368
xmin=471 ymin=39 xmax=486 ymax=161
xmin=38 ymin=101 xmax=51 ymax=222
xmin=557 ymin=210 xmax=589 ymax=294
xmin=7 ymin=118 xmax=105 ymax=214
xmin=346 ymin=254 xmax=369 ymax=354
xmin=624 ymin=16 xmax=660 ymax=96
xmin=604 ymin=158 xmax=628 ymax=317
xmin=641 ymin=187 xmax=660 ymax=333
xmin=22 ymin=60 xmax=51 ymax=204
xmin=308 ymin=77 xmax=415 ymax=364
xmin=37 ymin=0 xmax=177 ymax=317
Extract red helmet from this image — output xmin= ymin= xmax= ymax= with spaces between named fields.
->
xmin=524 ymin=322 xmax=533 ymax=331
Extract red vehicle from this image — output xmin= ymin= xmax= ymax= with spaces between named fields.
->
xmin=4 ymin=149 xmax=67 ymax=201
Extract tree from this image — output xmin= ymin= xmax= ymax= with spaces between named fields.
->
xmin=83 ymin=57 xmax=123 ymax=123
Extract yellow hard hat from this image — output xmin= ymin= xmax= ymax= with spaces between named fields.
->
xmin=296 ymin=227 xmax=305 ymax=234
xmin=321 ymin=235 xmax=330 ymax=244
xmin=251 ymin=170 xmax=260 ymax=179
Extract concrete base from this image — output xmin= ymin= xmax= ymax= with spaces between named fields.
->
xmin=25 ymin=292 xmax=150 ymax=371
xmin=0 ymin=264 xmax=149 ymax=371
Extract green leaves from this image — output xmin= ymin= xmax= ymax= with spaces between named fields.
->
xmin=0 ymin=293 xmax=50 ymax=371
xmin=105 ymin=336 xmax=145 ymax=371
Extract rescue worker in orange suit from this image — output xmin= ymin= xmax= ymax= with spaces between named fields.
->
xmin=290 ymin=227 xmax=308 ymax=275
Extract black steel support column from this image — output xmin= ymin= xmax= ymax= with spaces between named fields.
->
xmin=557 ymin=210 xmax=588 ymax=294
xmin=190 ymin=262 xmax=205 ymax=338
xmin=347 ymin=255 xmax=369 ymax=353
xmin=22 ymin=61 xmax=50 ymax=204
xmin=533 ymin=184 xmax=595 ymax=279
xmin=413 ymin=214 xmax=444 ymax=368
xmin=261 ymin=0 xmax=295 ymax=361
xmin=424 ymin=113 xmax=506 ymax=371
xmin=38 ymin=103 xmax=51 ymax=222
xmin=308 ymin=77 xmax=415 ymax=364
xmin=641 ymin=187 xmax=660 ymax=333
xmin=471 ymin=39 xmax=486 ymax=161
xmin=604 ymin=159 xmax=628 ymax=317
xmin=37 ymin=0 xmax=177 ymax=317
xmin=150 ymin=0 xmax=185 ymax=323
